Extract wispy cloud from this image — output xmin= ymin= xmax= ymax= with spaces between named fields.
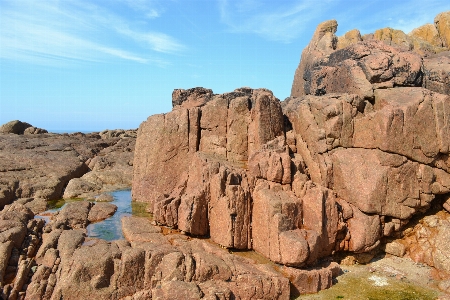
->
xmin=120 ymin=0 xmax=163 ymax=19
xmin=115 ymin=27 xmax=186 ymax=53
xmin=219 ymin=0 xmax=450 ymax=43
xmin=0 ymin=0 xmax=185 ymax=66
xmin=328 ymin=0 xmax=450 ymax=36
xmin=218 ymin=0 xmax=333 ymax=43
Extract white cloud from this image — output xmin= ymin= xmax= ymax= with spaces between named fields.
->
xmin=115 ymin=27 xmax=186 ymax=53
xmin=0 ymin=0 xmax=184 ymax=66
xmin=120 ymin=0 xmax=163 ymax=19
xmin=218 ymin=0 xmax=332 ymax=43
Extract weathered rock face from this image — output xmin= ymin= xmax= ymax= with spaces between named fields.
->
xmin=409 ymin=23 xmax=443 ymax=48
xmin=62 ymin=135 xmax=136 ymax=199
xmin=128 ymin=10 xmax=450 ymax=297
xmin=291 ymin=11 xmax=450 ymax=99
xmin=423 ymin=51 xmax=450 ymax=95
xmin=0 ymin=129 xmax=136 ymax=210
xmin=294 ymin=39 xmax=423 ymax=100
xmin=380 ymin=207 xmax=450 ymax=289
xmin=132 ymin=87 xmax=284 ymax=206
xmin=291 ymin=20 xmax=338 ymax=97
xmin=18 ymin=212 xmax=315 ymax=300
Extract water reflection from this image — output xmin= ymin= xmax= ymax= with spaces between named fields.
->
xmin=37 ymin=189 xmax=152 ymax=241
xmin=87 ymin=189 xmax=134 ymax=241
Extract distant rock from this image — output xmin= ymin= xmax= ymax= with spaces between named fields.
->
xmin=0 ymin=120 xmax=47 ymax=135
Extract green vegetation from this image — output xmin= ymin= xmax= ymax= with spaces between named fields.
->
xmin=131 ymin=201 xmax=153 ymax=218
xmin=298 ymin=273 xmax=438 ymax=300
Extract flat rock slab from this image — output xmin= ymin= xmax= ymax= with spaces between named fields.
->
xmin=121 ymin=216 xmax=167 ymax=244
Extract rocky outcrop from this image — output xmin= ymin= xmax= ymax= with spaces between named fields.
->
xmin=0 ymin=121 xmax=47 ymax=135
xmin=0 ymin=199 xmax=118 ymax=300
xmin=128 ymin=10 xmax=450 ymax=298
xmin=132 ymin=87 xmax=284 ymax=205
xmin=291 ymin=20 xmax=338 ymax=98
xmin=0 ymin=129 xmax=136 ymax=210
xmin=15 ymin=210 xmax=332 ymax=300
xmin=2 ymin=10 xmax=450 ymax=300
xmin=291 ymin=11 xmax=450 ymax=99
xmin=62 ymin=135 xmax=135 ymax=199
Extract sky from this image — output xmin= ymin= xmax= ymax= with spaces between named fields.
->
xmin=1 ymin=0 xmax=449 ymax=132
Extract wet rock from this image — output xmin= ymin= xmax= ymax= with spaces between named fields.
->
xmin=87 ymin=202 xmax=117 ymax=223
xmin=95 ymin=193 xmax=114 ymax=202
xmin=52 ymin=201 xmax=92 ymax=230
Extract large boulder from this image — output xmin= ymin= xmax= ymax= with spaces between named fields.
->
xmin=0 ymin=120 xmax=33 ymax=134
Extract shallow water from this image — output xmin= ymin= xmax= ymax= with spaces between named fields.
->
xmin=86 ymin=190 xmax=133 ymax=241
xmin=38 ymin=189 xmax=151 ymax=241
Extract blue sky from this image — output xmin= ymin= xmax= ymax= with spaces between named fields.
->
xmin=1 ymin=0 xmax=449 ymax=131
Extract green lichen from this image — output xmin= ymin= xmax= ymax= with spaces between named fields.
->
xmin=298 ymin=273 xmax=438 ymax=300
xmin=131 ymin=201 xmax=153 ymax=218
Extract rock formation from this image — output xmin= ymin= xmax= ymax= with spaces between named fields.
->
xmin=2 ymin=10 xmax=450 ymax=300
xmin=0 ymin=127 xmax=136 ymax=211
xmin=130 ymin=10 xmax=450 ymax=298
xmin=0 ymin=121 xmax=47 ymax=135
